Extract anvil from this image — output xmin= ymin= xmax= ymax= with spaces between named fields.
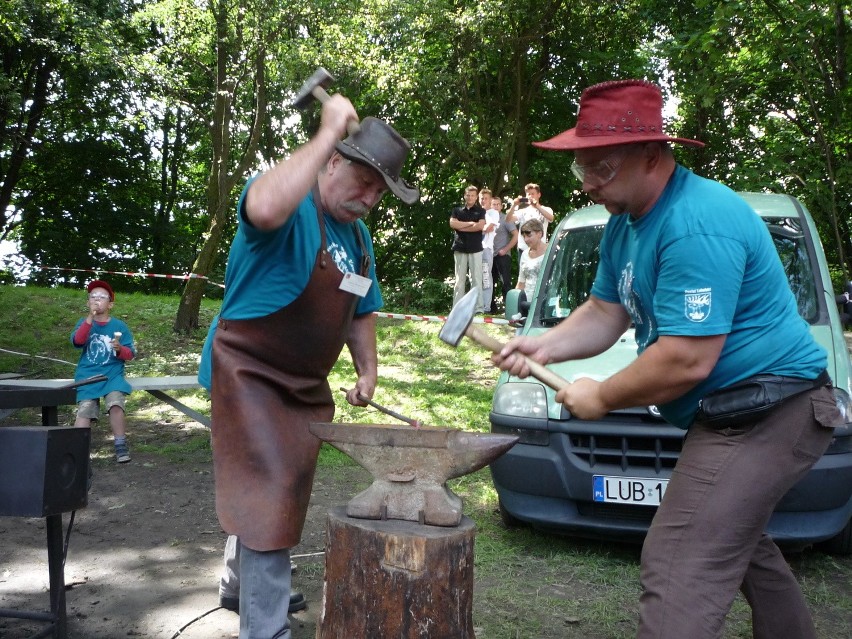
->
xmin=309 ymin=422 xmax=518 ymax=527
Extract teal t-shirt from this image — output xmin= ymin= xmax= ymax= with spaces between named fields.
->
xmin=591 ymin=165 xmax=826 ymax=428
xmin=198 ymin=178 xmax=383 ymax=389
xmin=71 ymin=317 xmax=135 ymax=400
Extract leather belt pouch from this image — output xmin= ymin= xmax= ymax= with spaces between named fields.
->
xmin=696 ymin=370 xmax=830 ymax=429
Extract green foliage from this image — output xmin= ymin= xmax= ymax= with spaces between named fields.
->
xmin=650 ymin=0 xmax=851 ymax=277
xmin=0 ymin=284 xmax=218 ymax=380
xmin=0 ymin=0 xmax=138 ymax=238
xmin=0 ymin=0 xmax=848 ymax=325
xmin=380 ymin=275 xmax=453 ymax=314
xmin=134 ymin=431 xmax=211 ymax=463
xmin=831 ymin=266 xmax=851 ymax=295
xmin=331 ymin=0 xmax=656 ymax=294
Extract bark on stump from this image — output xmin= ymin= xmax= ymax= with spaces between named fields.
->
xmin=317 ymin=505 xmax=476 ymax=638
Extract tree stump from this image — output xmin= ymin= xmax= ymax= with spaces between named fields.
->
xmin=317 ymin=506 xmax=476 ymax=639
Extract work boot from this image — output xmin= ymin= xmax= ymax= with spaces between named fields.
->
xmin=219 ymin=592 xmax=306 ymax=614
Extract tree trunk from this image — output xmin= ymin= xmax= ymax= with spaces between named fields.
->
xmin=0 ymin=60 xmax=54 ymax=239
xmin=172 ymin=3 xmax=268 ymax=333
xmin=172 ymin=204 xmax=226 ymax=332
xmin=318 ymin=506 xmax=476 ymax=639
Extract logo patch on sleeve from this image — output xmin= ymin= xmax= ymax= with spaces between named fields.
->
xmin=684 ymin=289 xmax=711 ymax=322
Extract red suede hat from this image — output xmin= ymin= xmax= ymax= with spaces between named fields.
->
xmin=87 ymin=279 xmax=114 ymax=301
xmin=533 ymin=79 xmax=704 ymax=151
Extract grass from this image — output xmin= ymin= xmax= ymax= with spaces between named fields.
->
xmin=1 ymin=284 xmax=851 ymax=638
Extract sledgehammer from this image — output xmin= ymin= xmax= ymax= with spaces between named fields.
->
xmin=292 ymin=67 xmax=361 ymax=136
xmin=439 ymin=288 xmax=569 ymax=392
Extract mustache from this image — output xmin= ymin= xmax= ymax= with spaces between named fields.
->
xmin=341 ymin=201 xmax=370 ymax=216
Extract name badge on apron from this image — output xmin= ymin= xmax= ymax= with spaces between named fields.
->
xmin=339 ymin=272 xmax=372 ymax=297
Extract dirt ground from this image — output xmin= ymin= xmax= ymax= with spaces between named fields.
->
xmin=2 ymin=378 xmax=852 ymax=638
xmin=0 ymin=419 xmax=369 ymax=639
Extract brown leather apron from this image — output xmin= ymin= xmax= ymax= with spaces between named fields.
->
xmin=211 ymin=201 xmax=369 ymax=551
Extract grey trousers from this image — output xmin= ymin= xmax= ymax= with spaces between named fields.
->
xmin=638 ymin=385 xmax=838 ymax=639
xmin=481 ymin=248 xmax=494 ymax=312
xmin=219 ymin=534 xmax=240 ymax=599
xmin=453 ymin=251 xmax=483 ymax=312
xmin=220 ymin=535 xmax=293 ymax=639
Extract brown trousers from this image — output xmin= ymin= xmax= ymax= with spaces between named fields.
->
xmin=638 ymin=385 xmax=839 ymax=639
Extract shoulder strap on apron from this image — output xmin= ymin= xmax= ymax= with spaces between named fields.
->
xmin=352 ymin=221 xmax=371 ymax=276
xmin=312 ymin=182 xmax=371 ymax=276
xmin=311 ymin=183 xmax=330 ymax=269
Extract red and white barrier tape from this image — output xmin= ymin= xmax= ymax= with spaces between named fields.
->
xmin=38 ymin=266 xmax=510 ymax=325
xmin=38 ymin=266 xmax=226 ymax=289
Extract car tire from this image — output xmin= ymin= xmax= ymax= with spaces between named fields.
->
xmin=817 ymin=518 xmax=852 ymax=556
xmin=498 ymin=498 xmax=526 ymax=528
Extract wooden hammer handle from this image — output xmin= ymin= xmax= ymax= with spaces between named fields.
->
xmin=466 ymin=325 xmax=569 ymax=392
xmin=311 ymin=86 xmax=361 ymax=136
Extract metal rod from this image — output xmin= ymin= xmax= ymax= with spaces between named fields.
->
xmin=339 ymin=387 xmax=422 ymax=427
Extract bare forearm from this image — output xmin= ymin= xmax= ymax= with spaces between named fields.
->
xmin=245 ymin=95 xmax=355 ymax=230
xmin=450 ymin=218 xmax=486 ymax=232
xmin=538 ymin=296 xmax=630 ymax=362
xmin=347 ymin=314 xmax=378 ymax=388
xmin=245 ymin=127 xmax=339 ymax=230
xmin=536 ymin=204 xmax=554 ymax=221
xmin=494 ymin=296 xmax=630 ymax=380
xmin=553 ymin=329 xmax=725 ymax=420
xmin=598 ymin=334 xmax=724 ymax=410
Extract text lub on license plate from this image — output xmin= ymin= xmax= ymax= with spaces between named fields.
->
xmin=593 ymin=475 xmax=668 ymax=506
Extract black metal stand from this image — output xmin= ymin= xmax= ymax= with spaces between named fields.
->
xmin=0 ymin=381 xmax=99 ymax=638
xmin=0 ymin=513 xmax=68 ymax=639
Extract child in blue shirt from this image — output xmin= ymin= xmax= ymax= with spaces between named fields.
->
xmin=71 ymin=279 xmax=136 ymax=462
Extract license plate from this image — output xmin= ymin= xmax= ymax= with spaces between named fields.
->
xmin=593 ymin=475 xmax=668 ymax=506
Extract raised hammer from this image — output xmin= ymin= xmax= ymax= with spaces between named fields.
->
xmin=292 ymin=67 xmax=361 ymax=136
xmin=439 ymin=288 xmax=570 ymax=392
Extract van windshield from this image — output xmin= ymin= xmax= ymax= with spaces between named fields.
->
xmin=537 ymin=216 xmax=819 ymax=326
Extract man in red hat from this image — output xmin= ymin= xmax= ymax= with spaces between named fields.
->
xmin=494 ymin=79 xmax=839 ymax=638
xmin=71 ymin=279 xmax=136 ymax=463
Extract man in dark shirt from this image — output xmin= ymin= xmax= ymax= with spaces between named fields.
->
xmin=450 ymin=185 xmax=486 ymax=312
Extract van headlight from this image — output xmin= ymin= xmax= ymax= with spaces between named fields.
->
xmin=492 ymin=382 xmax=548 ymax=418
xmin=827 ymin=387 xmax=852 ymax=454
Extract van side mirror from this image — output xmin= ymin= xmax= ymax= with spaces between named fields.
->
xmin=505 ymin=289 xmax=530 ymax=326
xmin=505 ymin=289 xmax=522 ymax=320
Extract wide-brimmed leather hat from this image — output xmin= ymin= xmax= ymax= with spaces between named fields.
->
xmin=533 ymin=79 xmax=704 ymax=151
xmin=335 ymin=117 xmax=419 ymax=204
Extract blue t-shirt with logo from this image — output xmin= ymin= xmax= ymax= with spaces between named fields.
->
xmin=71 ymin=317 xmax=135 ymax=400
xmin=591 ymin=165 xmax=825 ymax=428
xmin=198 ymin=178 xmax=383 ymax=390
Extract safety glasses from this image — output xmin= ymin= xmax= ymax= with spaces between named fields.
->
xmin=570 ymin=148 xmax=630 ymax=187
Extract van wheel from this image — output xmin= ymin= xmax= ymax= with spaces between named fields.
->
xmin=817 ymin=518 xmax=852 ymax=555
xmin=498 ymin=499 xmax=526 ymax=528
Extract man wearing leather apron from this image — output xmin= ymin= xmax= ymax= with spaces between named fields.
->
xmin=198 ymin=96 xmax=418 ymax=639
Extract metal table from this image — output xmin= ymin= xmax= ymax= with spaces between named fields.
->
xmin=0 ymin=382 xmax=77 ymax=425
xmin=0 ymin=375 xmax=208 ymax=427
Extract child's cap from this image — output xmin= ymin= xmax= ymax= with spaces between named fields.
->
xmin=87 ymin=279 xmax=114 ymax=301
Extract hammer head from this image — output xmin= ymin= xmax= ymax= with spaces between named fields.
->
xmin=439 ymin=288 xmax=480 ymax=347
xmin=292 ymin=67 xmax=335 ymax=110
